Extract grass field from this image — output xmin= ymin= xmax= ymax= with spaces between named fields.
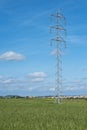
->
xmin=0 ymin=98 xmax=87 ymax=130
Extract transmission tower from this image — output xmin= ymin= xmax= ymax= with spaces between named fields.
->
xmin=50 ymin=9 xmax=66 ymax=103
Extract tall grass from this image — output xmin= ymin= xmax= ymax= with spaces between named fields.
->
xmin=0 ymin=98 xmax=87 ymax=130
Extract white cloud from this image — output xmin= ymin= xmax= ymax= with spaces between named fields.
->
xmin=28 ymin=72 xmax=47 ymax=78
xmin=49 ymin=87 xmax=55 ymax=91
xmin=0 ymin=51 xmax=25 ymax=61
xmin=65 ymin=86 xmax=87 ymax=91
xmin=0 ymin=77 xmax=18 ymax=84
xmin=28 ymin=72 xmax=47 ymax=82
xmin=31 ymin=78 xmax=44 ymax=82
xmin=2 ymin=79 xmax=16 ymax=84
xmin=65 ymin=86 xmax=78 ymax=91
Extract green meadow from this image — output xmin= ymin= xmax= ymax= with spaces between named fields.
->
xmin=0 ymin=98 xmax=87 ymax=130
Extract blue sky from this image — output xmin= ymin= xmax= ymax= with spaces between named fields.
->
xmin=0 ymin=0 xmax=87 ymax=96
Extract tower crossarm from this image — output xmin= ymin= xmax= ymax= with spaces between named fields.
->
xmin=50 ymin=25 xmax=66 ymax=32
xmin=51 ymin=37 xmax=66 ymax=48
xmin=51 ymin=13 xmax=65 ymax=21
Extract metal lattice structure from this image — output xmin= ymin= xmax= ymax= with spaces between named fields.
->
xmin=50 ymin=9 xmax=66 ymax=103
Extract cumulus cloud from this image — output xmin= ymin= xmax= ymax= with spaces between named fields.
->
xmin=31 ymin=78 xmax=44 ymax=82
xmin=0 ymin=77 xmax=18 ymax=84
xmin=65 ymin=86 xmax=79 ymax=91
xmin=65 ymin=86 xmax=87 ymax=91
xmin=28 ymin=72 xmax=47 ymax=82
xmin=0 ymin=51 xmax=25 ymax=61
xmin=49 ymin=87 xmax=55 ymax=91
xmin=28 ymin=72 xmax=47 ymax=78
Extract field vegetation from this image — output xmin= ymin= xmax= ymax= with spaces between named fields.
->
xmin=0 ymin=98 xmax=87 ymax=130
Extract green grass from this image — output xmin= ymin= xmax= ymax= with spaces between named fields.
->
xmin=0 ymin=98 xmax=87 ymax=130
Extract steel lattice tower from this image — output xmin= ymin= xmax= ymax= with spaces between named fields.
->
xmin=50 ymin=9 xmax=66 ymax=103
